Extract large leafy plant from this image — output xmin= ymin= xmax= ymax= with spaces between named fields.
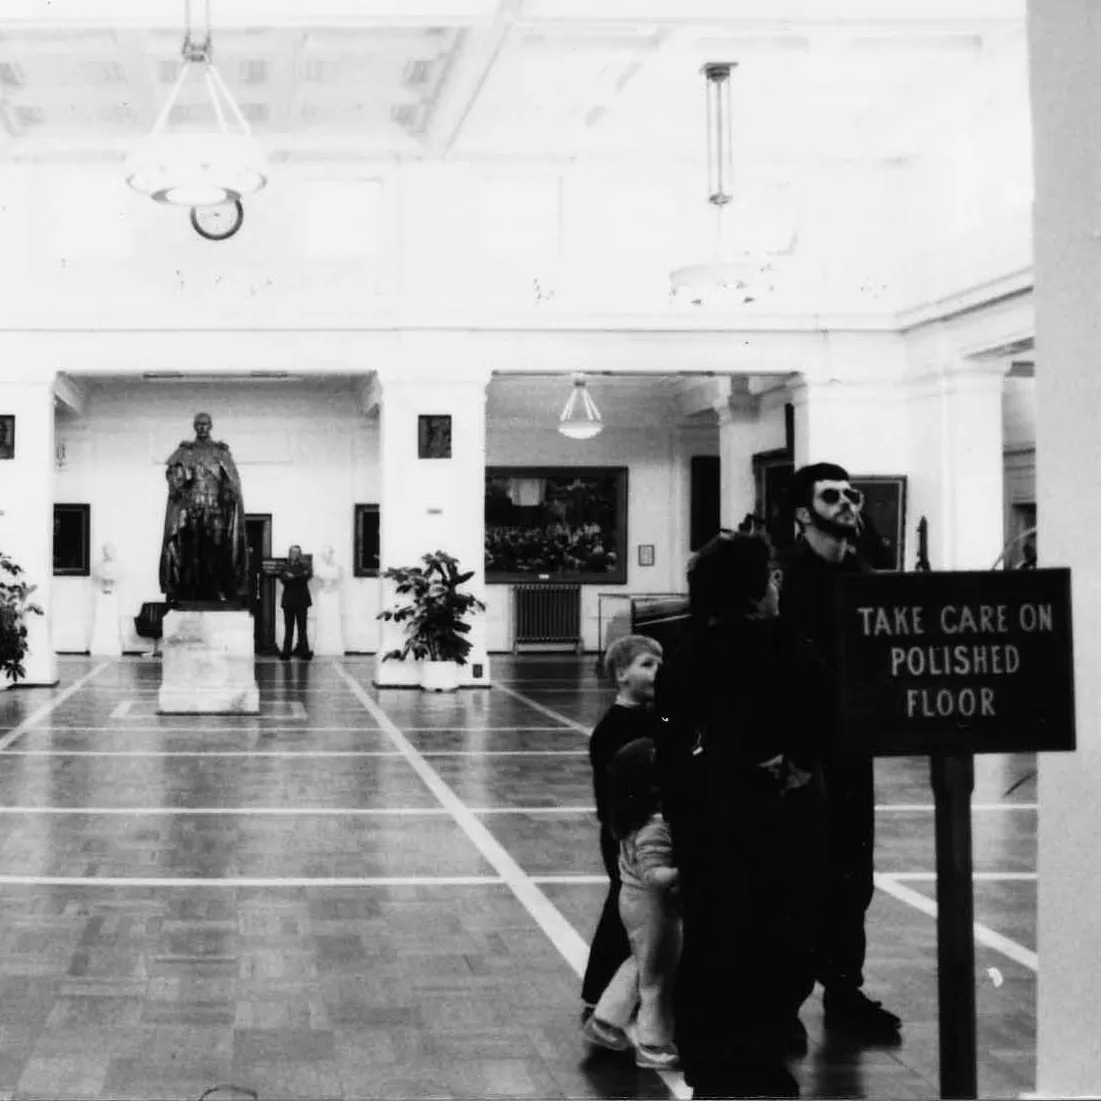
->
xmin=377 ymin=550 xmax=485 ymax=665
xmin=0 ymin=551 xmax=43 ymax=683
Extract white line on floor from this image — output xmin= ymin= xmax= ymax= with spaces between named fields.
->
xmin=0 ymin=806 xmax=453 ymax=815
xmin=876 ymin=803 xmax=1038 ymax=812
xmin=874 ymin=873 xmax=1038 ymax=971
xmin=0 ymin=664 xmax=109 ymax=753
xmin=468 ymin=805 xmax=595 ymax=814
xmin=420 ymin=750 xmax=588 ymax=757
xmin=333 ymin=663 xmax=690 ymax=1101
xmin=0 ymin=750 xmax=406 ymax=758
xmin=0 ymin=875 xmax=504 ymax=888
xmin=108 ymin=700 xmax=133 ymax=719
xmin=14 ymin=725 xmax=382 ymax=733
xmin=531 ymin=875 xmax=610 ymax=885
xmin=887 ymin=872 xmax=1037 ymax=882
xmin=14 ymin=725 xmax=567 ymax=734
xmin=0 ymin=749 xmax=588 ymax=759
xmin=490 ymin=682 xmax=591 ymax=734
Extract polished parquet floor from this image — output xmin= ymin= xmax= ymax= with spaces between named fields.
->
xmin=0 ymin=655 xmax=1036 ymax=1100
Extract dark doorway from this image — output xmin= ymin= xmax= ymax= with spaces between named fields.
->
xmin=689 ymin=455 xmax=722 ymax=551
xmin=246 ymin=514 xmax=275 ymax=654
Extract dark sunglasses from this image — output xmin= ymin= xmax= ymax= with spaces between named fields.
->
xmin=817 ymin=486 xmax=864 ymax=507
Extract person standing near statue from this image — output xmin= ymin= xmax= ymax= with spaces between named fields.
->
xmin=160 ymin=412 xmax=248 ymax=605
xmin=279 ymin=545 xmax=313 ymax=660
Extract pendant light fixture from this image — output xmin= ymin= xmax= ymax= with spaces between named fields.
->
xmin=670 ymin=62 xmax=774 ymax=306
xmin=558 ymin=374 xmax=604 ymax=440
xmin=124 ymin=0 xmax=269 ymax=208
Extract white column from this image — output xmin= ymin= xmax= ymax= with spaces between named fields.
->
xmin=0 ymin=375 xmax=58 ymax=686
xmin=374 ymin=367 xmax=490 ymax=688
xmin=789 ymin=377 xmax=909 ymax=474
xmin=905 ymin=363 xmax=1007 ymax=570
xmin=715 ymin=397 xmax=760 ymax=530
xmin=1029 ymin=2 xmax=1101 ymax=1095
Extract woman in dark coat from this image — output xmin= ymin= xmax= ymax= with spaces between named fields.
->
xmin=655 ymin=532 xmax=828 ymax=1099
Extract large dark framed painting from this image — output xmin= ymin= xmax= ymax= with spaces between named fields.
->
xmin=53 ymin=503 xmax=90 ymax=576
xmin=353 ymin=504 xmax=380 ymax=577
xmin=485 ymin=467 xmax=628 ymax=584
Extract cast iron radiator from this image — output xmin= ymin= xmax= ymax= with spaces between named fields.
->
xmin=512 ymin=585 xmax=582 ymax=653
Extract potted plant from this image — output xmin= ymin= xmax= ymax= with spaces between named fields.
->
xmin=0 ymin=550 xmax=43 ymax=689
xmin=377 ymin=550 xmax=486 ymax=691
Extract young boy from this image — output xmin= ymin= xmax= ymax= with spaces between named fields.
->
xmin=581 ymin=634 xmax=665 ymax=1041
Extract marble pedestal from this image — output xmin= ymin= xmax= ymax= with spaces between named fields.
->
xmin=158 ymin=609 xmax=259 ymax=714
xmin=89 ymin=591 xmax=122 ymax=657
xmin=314 ymin=590 xmax=344 ymax=656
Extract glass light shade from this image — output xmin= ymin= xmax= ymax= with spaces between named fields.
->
xmin=125 ymin=132 xmax=268 ymax=206
xmin=558 ymin=377 xmax=604 ymax=439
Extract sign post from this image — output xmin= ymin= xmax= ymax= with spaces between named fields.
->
xmin=836 ymin=568 xmax=1076 ymax=1100
xmin=930 ymin=752 xmax=977 ymax=1099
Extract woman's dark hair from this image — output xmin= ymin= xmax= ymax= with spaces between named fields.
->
xmin=687 ymin=531 xmax=772 ymax=623
xmin=607 ymin=737 xmax=660 ymax=842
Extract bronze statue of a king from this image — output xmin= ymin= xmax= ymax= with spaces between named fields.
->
xmin=159 ymin=412 xmax=249 ymax=605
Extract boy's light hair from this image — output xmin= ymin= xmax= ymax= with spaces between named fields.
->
xmin=603 ymin=633 xmax=663 ymax=683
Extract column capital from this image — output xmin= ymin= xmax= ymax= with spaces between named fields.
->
xmin=786 ymin=376 xmax=904 ymax=406
xmin=904 ymin=358 xmax=1009 ymax=398
xmin=372 ymin=363 xmax=493 ymax=390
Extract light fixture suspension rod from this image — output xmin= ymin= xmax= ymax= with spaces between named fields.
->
xmin=207 ymin=62 xmax=254 ymax=135
xmin=703 ymin=61 xmax=735 ymax=207
xmin=204 ymin=67 xmax=228 ymax=133
xmin=149 ymin=60 xmax=192 ymax=137
xmin=181 ymin=0 xmax=213 ymax=60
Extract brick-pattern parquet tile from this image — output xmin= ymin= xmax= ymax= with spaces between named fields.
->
xmin=0 ymin=656 xmax=1037 ymax=1099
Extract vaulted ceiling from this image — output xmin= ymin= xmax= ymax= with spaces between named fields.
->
xmin=0 ymin=0 xmax=1026 ymax=165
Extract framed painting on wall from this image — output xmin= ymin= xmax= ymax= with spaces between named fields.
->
xmin=0 ymin=415 xmax=14 ymax=460
xmin=851 ymin=475 xmax=908 ymax=572
xmin=53 ymin=503 xmax=90 ymax=576
xmin=485 ymin=467 xmax=628 ymax=584
xmin=418 ymin=415 xmax=452 ymax=459
xmin=353 ymin=504 xmax=380 ymax=577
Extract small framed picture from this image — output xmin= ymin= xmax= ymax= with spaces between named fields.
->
xmin=0 ymin=415 xmax=14 ymax=460
xmin=418 ymin=414 xmax=452 ymax=459
xmin=637 ymin=544 xmax=655 ymax=567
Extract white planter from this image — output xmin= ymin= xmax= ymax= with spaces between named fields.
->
xmin=420 ymin=659 xmax=460 ymax=692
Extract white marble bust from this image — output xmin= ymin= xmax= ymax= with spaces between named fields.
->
xmin=94 ymin=542 xmax=120 ymax=594
xmin=315 ymin=545 xmax=343 ymax=592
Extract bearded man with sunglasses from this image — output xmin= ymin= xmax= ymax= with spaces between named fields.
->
xmin=778 ymin=462 xmax=903 ymax=1046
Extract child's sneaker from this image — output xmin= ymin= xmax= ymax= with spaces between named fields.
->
xmin=635 ymin=1042 xmax=679 ymax=1069
xmin=583 ymin=1015 xmax=631 ymax=1052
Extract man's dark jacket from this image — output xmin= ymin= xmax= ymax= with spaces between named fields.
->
xmin=280 ymin=561 xmax=313 ymax=609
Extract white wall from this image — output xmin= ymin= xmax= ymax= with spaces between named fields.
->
xmin=53 ymin=379 xmax=381 ymax=653
xmin=0 ymin=155 xmax=958 ymax=325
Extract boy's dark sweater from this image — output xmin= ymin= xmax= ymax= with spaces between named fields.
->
xmin=589 ymin=703 xmax=665 ymax=828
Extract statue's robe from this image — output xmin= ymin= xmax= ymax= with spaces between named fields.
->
xmin=160 ymin=438 xmax=248 ymax=603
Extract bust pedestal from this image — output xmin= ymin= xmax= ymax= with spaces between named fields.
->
xmin=313 ymin=559 xmax=344 ymax=656
xmin=89 ymin=588 xmax=122 ymax=657
xmin=314 ymin=588 xmax=344 ymax=656
xmin=158 ymin=608 xmax=259 ymax=714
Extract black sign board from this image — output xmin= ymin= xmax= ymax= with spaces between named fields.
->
xmin=836 ymin=568 xmax=1075 ymax=756
xmin=261 ymin=554 xmax=312 ymax=577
